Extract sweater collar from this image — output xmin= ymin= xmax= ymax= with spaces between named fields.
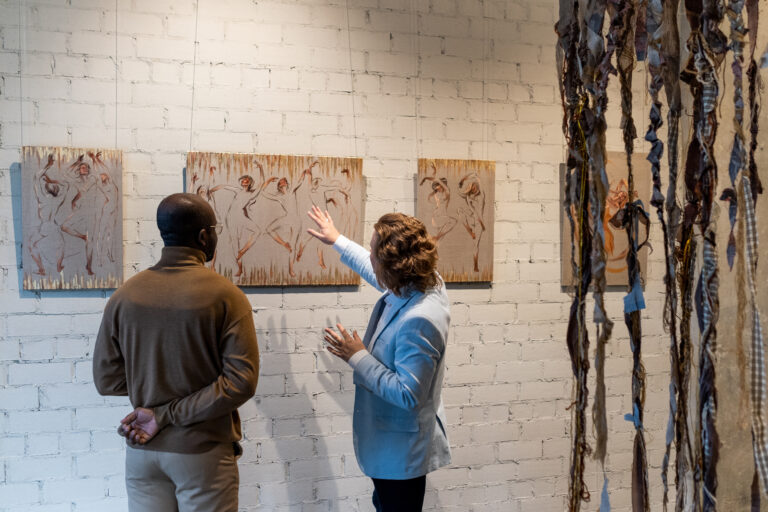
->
xmin=155 ymin=246 xmax=207 ymax=268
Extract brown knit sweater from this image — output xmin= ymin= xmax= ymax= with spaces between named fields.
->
xmin=93 ymin=246 xmax=259 ymax=454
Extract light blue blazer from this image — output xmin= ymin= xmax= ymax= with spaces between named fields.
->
xmin=336 ymin=236 xmax=451 ymax=479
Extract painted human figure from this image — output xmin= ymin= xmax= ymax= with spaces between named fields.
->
xmin=28 ymin=154 xmax=67 ymax=275
xmin=604 ymin=178 xmax=637 ymax=274
xmin=95 ymin=172 xmax=119 ymax=267
xmin=313 ymin=168 xmax=357 ymax=239
xmin=60 ymin=158 xmax=101 ymax=275
xmin=420 ymin=163 xmax=457 ymax=241
xmin=290 ymin=161 xmax=325 ymax=270
xmin=260 ymin=176 xmax=296 ymax=275
xmin=260 ymin=161 xmax=321 ymax=278
xmin=209 ymin=163 xmax=265 ymax=277
xmin=457 ymin=172 xmax=486 ymax=272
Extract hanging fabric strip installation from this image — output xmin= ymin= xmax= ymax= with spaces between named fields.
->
xmin=687 ymin=1 xmax=726 ymax=509
xmin=644 ymin=2 xmax=679 ymax=510
xmin=556 ymin=1 xmax=595 ymax=509
xmin=656 ymin=1 xmax=691 ymax=509
xmin=606 ymin=1 xmax=651 ymax=511
xmin=724 ymin=0 xmax=751 ymax=476
xmin=589 ymin=0 xmax=620 ymax=508
xmin=742 ymin=0 xmax=768 ymax=504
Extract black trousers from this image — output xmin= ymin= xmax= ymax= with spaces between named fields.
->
xmin=371 ymin=475 xmax=427 ymax=512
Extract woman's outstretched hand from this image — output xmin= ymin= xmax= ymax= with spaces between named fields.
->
xmin=307 ymin=205 xmax=341 ymax=245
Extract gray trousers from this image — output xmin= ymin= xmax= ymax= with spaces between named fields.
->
xmin=125 ymin=443 xmax=239 ymax=512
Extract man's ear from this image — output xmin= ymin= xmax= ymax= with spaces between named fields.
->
xmin=197 ymin=227 xmax=209 ymax=248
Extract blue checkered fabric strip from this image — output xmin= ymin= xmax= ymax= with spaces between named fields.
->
xmin=742 ymin=177 xmax=768 ymax=494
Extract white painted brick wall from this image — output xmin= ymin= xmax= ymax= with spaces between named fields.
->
xmin=0 ymin=1 xmax=673 ymax=511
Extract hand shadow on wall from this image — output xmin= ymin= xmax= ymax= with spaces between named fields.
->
xmin=243 ymin=305 xmax=370 ymax=511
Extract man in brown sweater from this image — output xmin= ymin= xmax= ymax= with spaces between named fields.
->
xmin=93 ymin=193 xmax=259 ymax=512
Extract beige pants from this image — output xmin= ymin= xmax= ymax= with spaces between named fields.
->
xmin=125 ymin=443 xmax=239 ymax=512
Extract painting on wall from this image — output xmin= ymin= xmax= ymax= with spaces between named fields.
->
xmin=22 ymin=146 xmax=123 ymax=290
xmin=416 ymin=158 xmax=495 ymax=283
xmin=560 ymin=151 xmax=651 ymax=287
xmin=187 ymin=152 xmax=364 ymax=286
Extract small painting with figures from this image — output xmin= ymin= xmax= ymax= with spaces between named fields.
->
xmin=560 ymin=151 xmax=651 ymax=287
xmin=416 ymin=158 xmax=495 ymax=283
xmin=22 ymin=146 xmax=123 ymax=290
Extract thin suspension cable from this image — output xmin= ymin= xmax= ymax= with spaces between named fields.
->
xmin=344 ymin=0 xmax=359 ymax=159
xmin=188 ymin=0 xmax=200 ymax=153
xmin=18 ymin=0 xmax=23 ymax=148
xmin=114 ymin=0 xmax=118 ymax=149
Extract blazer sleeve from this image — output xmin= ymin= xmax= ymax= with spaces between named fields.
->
xmin=93 ymin=300 xmax=128 ymax=397
xmin=352 ymin=315 xmax=444 ymax=411
xmin=153 ymin=309 xmax=260 ymax=428
xmin=334 ymin=235 xmax=384 ymax=292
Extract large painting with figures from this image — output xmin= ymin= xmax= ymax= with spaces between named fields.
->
xmin=416 ymin=158 xmax=495 ymax=282
xmin=187 ymin=152 xmax=363 ymax=286
xmin=560 ymin=151 xmax=651 ymax=286
xmin=22 ymin=146 xmax=123 ymax=290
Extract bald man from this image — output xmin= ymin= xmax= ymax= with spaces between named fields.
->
xmin=93 ymin=193 xmax=259 ymax=512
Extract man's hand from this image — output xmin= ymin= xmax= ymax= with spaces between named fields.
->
xmin=118 ymin=407 xmax=160 ymax=445
xmin=307 ymin=205 xmax=340 ymax=245
xmin=324 ymin=323 xmax=365 ymax=362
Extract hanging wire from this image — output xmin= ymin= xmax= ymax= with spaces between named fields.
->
xmin=18 ymin=0 xmax=24 ymax=149
xmin=482 ymin=0 xmax=488 ymax=162
xmin=410 ymin=0 xmax=422 ymax=162
xmin=114 ymin=0 xmax=118 ymax=149
xmin=188 ymin=0 xmax=200 ymax=153
xmin=344 ymin=0 xmax=359 ymax=159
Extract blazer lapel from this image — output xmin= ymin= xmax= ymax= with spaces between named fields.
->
xmin=362 ymin=293 xmax=388 ymax=348
xmin=367 ymin=292 xmax=419 ymax=353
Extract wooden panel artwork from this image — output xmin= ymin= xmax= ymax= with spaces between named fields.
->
xmin=416 ymin=158 xmax=495 ymax=283
xmin=187 ymin=152 xmax=364 ymax=286
xmin=560 ymin=151 xmax=651 ymax=287
xmin=22 ymin=146 xmax=123 ymax=290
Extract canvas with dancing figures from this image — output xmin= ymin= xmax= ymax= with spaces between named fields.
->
xmin=187 ymin=152 xmax=364 ymax=286
xmin=416 ymin=158 xmax=495 ymax=283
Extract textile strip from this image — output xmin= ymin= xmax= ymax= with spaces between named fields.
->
xmin=741 ymin=175 xmax=768 ymax=496
xmin=644 ymin=2 xmax=678 ymax=509
xmin=698 ymin=3 xmax=725 ymax=510
xmin=556 ymin=1 xmax=595 ymax=510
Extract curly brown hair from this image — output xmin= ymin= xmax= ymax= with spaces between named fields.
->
xmin=372 ymin=213 xmax=439 ymax=294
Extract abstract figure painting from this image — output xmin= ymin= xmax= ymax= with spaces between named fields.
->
xmin=187 ymin=152 xmax=363 ymax=286
xmin=416 ymin=159 xmax=494 ymax=282
xmin=560 ymin=152 xmax=651 ymax=287
xmin=22 ymin=146 xmax=123 ymax=290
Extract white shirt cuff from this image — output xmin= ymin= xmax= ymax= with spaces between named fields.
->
xmin=347 ymin=349 xmax=368 ymax=369
xmin=333 ymin=234 xmax=351 ymax=254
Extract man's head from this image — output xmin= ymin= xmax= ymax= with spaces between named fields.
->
xmin=156 ymin=193 xmax=218 ymax=261
xmin=370 ymin=213 xmax=439 ymax=295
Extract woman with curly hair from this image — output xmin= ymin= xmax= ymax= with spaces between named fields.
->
xmin=307 ymin=206 xmax=451 ymax=512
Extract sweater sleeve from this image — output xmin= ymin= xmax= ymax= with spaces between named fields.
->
xmin=153 ymin=308 xmax=260 ymax=428
xmin=93 ymin=300 xmax=128 ymax=397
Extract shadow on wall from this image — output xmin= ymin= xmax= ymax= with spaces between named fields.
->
xmin=242 ymin=307 xmax=374 ymax=510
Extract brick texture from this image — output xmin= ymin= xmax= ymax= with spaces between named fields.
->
xmin=0 ymin=1 xmax=670 ymax=511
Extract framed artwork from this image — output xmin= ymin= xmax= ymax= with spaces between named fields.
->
xmin=22 ymin=146 xmax=123 ymax=290
xmin=416 ymin=158 xmax=495 ymax=283
xmin=560 ymin=151 xmax=651 ymax=287
xmin=186 ymin=152 xmax=364 ymax=286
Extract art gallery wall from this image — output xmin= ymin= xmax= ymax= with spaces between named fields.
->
xmin=2 ymin=0 xmax=759 ymax=510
